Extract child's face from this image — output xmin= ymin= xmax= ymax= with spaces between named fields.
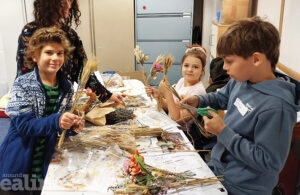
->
xmin=223 ymin=55 xmax=254 ymax=82
xmin=34 ymin=42 xmax=65 ymax=76
xmin=181 ymin=56 xmax=204 ymax=84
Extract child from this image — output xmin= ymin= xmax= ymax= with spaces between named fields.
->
xmin=0 ymin=27 xmax=85 ymax=194
xmin=146 ymin=45 xmax=207 ymax=130
xmin=179 ymin=16 xmax=300 ymax=194
xmin=16 ymin=0 xmax=124 ymax=105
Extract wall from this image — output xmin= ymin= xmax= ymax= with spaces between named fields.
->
xmin=76 ymin=0 xmax=92 ymax=56
xmin=202 ymin=0 xmax=300 ymax=74
xmin=77 ymin=0 xmax=135 ymax=73
xmin=0 ymin=0 xmax=27 ymax=96
xmin=256 ymin=0 xmax=282 ymax=30
xmin=202 ymin=0 xmax=220 ymax=86
xmin=280 ymin=0 xmax=300 ymax=73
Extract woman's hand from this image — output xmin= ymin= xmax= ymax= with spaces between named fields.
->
xmin=109 ymin=93 xmax=125 ymax=104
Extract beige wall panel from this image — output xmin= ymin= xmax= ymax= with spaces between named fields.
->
xmin=93 ymin=0 xmax=135 ymax=72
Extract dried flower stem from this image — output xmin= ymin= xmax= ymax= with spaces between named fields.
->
xmin=57 ymin=57 xmax=98 ymax=148
xmin=163 ymin=82 xmax=213 ymax=138
xmin=162 ymin=54 xmax=174 ymax=75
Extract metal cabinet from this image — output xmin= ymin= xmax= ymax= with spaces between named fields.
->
xmin=135 ymin=0 xmax=194 ymax=85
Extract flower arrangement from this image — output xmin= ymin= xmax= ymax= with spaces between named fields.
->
xmin=134 ymin=46 xmax=165 ymax=101
xmin=155 ymin=54 xmax=174 ymax=111
xmin=109 ymin=150 xmax=223 ymax=195
xmin=134 ymin=45 xmax=149 ymax=85
xmin=146 ymin=55 xmax=164 ymax=84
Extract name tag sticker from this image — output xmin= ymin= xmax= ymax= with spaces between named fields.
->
xmin=234 ymin=98 xmax=248 ymax=116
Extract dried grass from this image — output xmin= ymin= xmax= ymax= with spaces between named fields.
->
xmin=57 ymin=57 xmax=99 ymax=148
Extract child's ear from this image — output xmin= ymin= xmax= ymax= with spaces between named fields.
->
xmin=252 ymin=52 xmax=264 ymax=67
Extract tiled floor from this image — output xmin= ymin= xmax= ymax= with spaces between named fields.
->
xmin=0 ymin=118 xmax=10 ymax=144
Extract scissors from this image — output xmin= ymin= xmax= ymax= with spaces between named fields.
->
xmin=180 ymin=103 xmax=217 ymax=119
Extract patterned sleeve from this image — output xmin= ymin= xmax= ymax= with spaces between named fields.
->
xmin=6 ymin=77 xmax=38 ymax=119
xmin=86 ymin=74 xmax=112 ymax=102
xmin=16 ymin=23 xmax=37 ymax=78
xmin=69 ymin=29 xmax=112 ymax=102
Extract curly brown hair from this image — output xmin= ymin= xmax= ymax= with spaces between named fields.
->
xmin=33 ymin=0 xmax=81 ymax=29
xmin=24 ymin=27 xmax=75 ymax=69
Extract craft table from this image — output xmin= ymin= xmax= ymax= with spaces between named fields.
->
xmin=41 ymin=79 xmax=227 ymax=195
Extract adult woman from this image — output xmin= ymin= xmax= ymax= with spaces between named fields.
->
xmin=16 ymin=0 xmax=123 ymax=103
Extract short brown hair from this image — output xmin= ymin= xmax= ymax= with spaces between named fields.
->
xmin=217 ymin=16 xmax=280 ymax=70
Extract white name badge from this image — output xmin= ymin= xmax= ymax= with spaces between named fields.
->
xmin=234 ymin=98 xmax=248 ymax=116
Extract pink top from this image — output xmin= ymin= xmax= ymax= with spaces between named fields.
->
xmin=174 ymin=78 xmax=206 ymax=96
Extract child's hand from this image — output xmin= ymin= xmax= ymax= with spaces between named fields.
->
xmin=203 ymin=110 xmax=226 ymax=135
xmin=145 ymin=85 xmax=153 ymax=96
xmin=145 ymin=85 xmax=159 ymax=99
xmin=158 ymin=79 xmax=171 ymax=97
xmin=178 ymin=95 xmax=199 ymax=108
xmin=73 ymin=117 xmax=85 ymax=134
xmin=59 ymin=112 xmax=82 ymax=130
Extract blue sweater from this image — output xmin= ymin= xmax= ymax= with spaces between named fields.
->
xmin=199 ymin=73 xmax=300 ymax=195
xmin=0 ymin=68 xmax=75 ymax=192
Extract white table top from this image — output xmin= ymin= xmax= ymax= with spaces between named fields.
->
xmin=42 ymin=79 xmax=227 ymax=195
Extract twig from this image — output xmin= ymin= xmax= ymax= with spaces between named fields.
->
xmin=163 ymin=82 xmax=213 ymax=138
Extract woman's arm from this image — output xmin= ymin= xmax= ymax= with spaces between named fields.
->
xmin=69 ymin=29 xmax=113 ymax=102
xmin=16 ymin=23 xmax=37 ymax=78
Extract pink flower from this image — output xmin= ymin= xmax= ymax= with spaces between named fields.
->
xmin=123 ymin=158 xmax=131 ymax=174
xmin=153 ymin=62 xmax=163 ymax=72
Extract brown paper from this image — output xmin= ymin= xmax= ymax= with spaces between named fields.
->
xmin=85 ymin=106 xmax=115 ymax=126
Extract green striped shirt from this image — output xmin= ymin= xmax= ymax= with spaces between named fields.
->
xmin=31 ymin=83 xmax=59 ymax=179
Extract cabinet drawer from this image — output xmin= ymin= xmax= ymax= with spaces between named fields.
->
xmin=136 ymin=0 xmax=193 ymax=14
xmin=136 ymin=17 xmax=192 ymax=40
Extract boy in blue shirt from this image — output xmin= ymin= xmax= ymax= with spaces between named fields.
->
xmin=179 ymin=16 xmax=300 ymax=194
